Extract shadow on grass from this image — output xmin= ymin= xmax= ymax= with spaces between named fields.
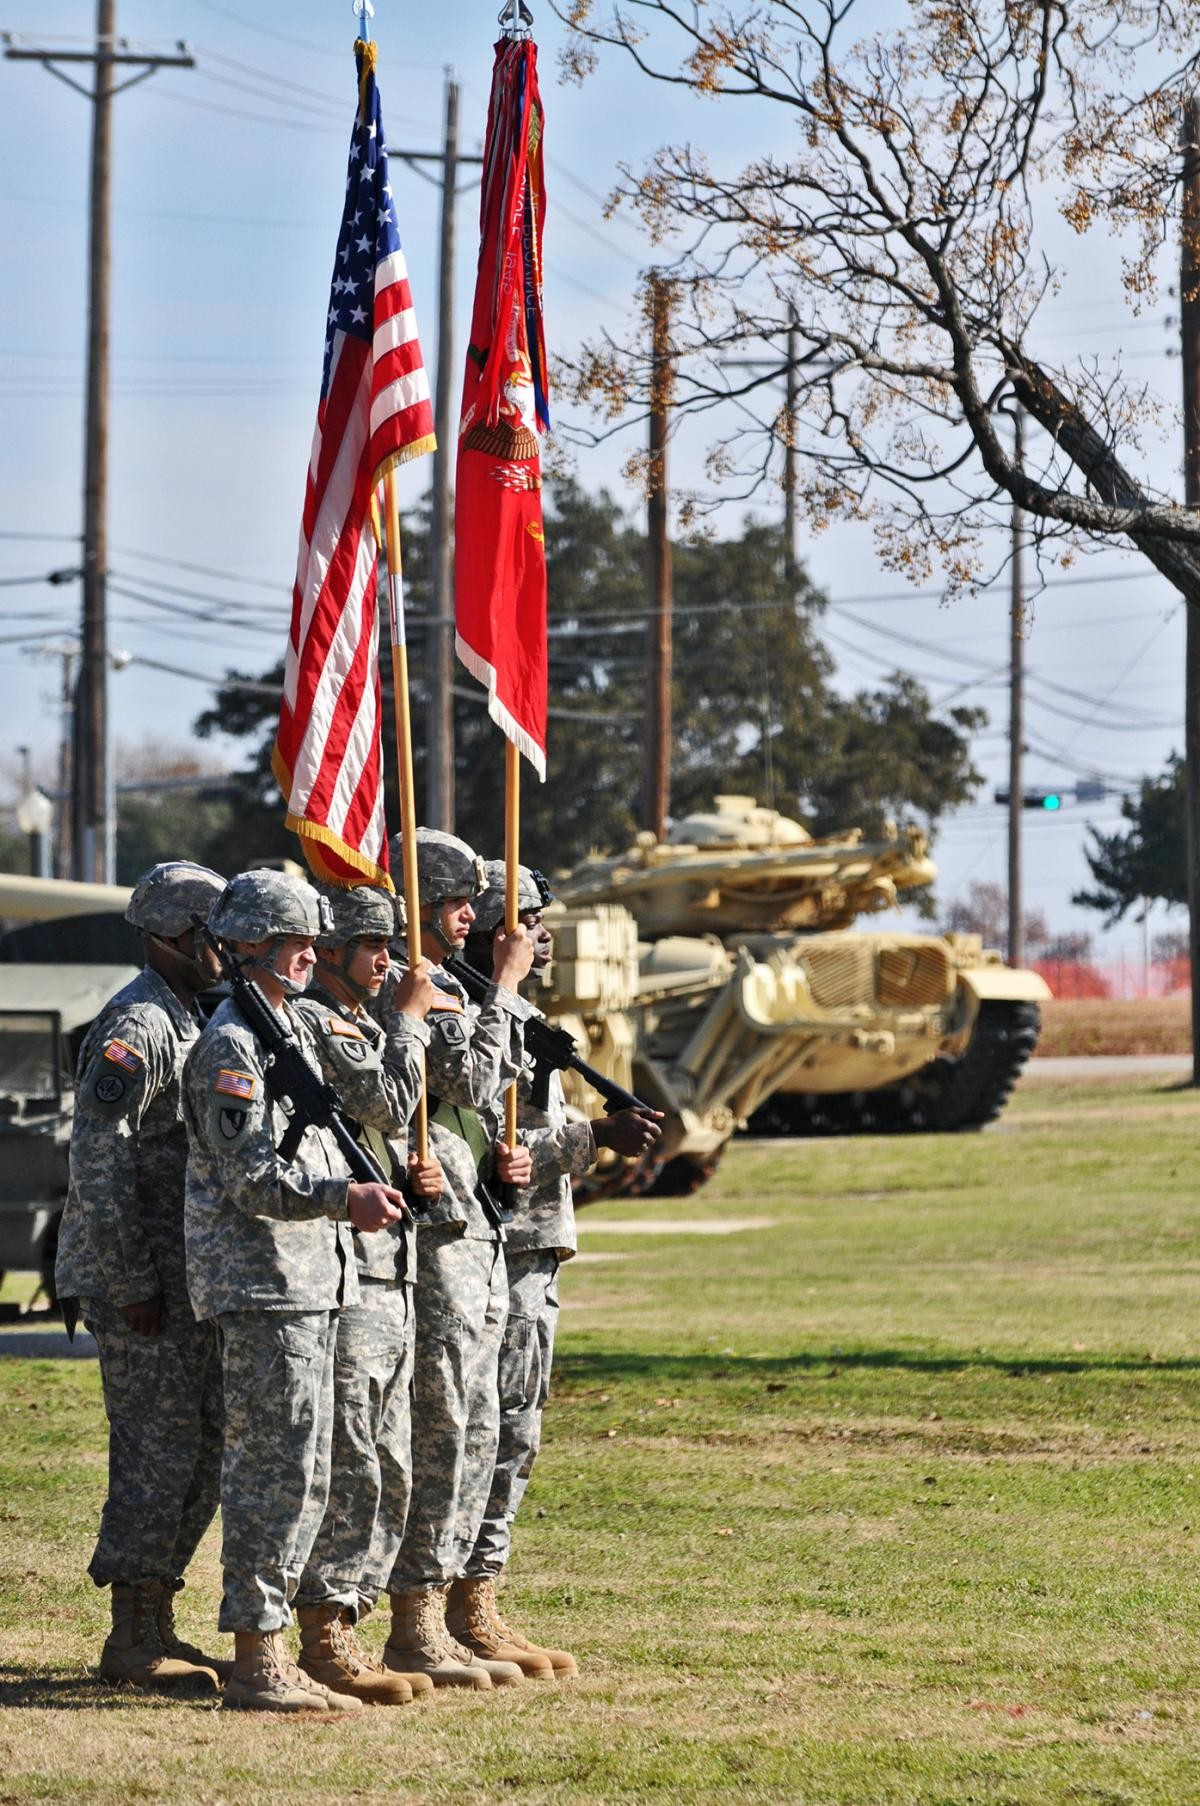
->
xmin=557 ymin=1348 xmax=1200 ymax=1383
xmin=0 ymin=1665 xmax=219 ymax=1709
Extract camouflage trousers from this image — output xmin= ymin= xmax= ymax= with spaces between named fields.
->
xmin=463 ymin=1250 xmax=559 ymax=1578
xmin=216 ymin=1309 xmax=337 ymax=1634
xmin=295 ymin=1279 xmax=415 ymax=1618
xmin=83 ymin=1298 xmax=223 ymax=1591
xmin=389 ymin=1228 xmax=507 ymax=1590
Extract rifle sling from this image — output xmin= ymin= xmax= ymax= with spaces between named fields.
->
xmin=425 ymin=1092 xmax=490 ymax=1173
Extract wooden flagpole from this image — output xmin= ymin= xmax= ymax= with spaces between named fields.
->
xmin=384 ymin=465 xmax=428 ymax=1162
xmin=504 ymin=738 xmax=520 ymax=1147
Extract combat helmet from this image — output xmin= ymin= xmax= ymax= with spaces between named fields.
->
xmin=125 ymin=861 xmax=226 ymax=938
xmin=388 ymin=828 xmax=487 ymax=908
xmin=470 ymin=861 xmax=555 ymax=936
xmin=208 ymin=869 xmax=333 ymax=945
xmin=315 ymin=884 xmax=399 ymax=948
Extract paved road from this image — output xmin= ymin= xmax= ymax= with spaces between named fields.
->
xmin=1023 ymin=1055 xmax=1192 ymax=1079
xmin=0 ymin=1323 xmax=94 ymax=1359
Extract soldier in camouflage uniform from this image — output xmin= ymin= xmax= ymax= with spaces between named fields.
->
xmin=183 ymin=870 xmax=407 ymax=1716
xmin=56 ymin=861 xmax=230 ymax=1692
xmin=369 ymin=828 xmax=535 ymax=1691
xmin=290 ymin=882 xmax=444 ymax=1705
xmin=450 ymin=863 xmax=662 ymax=1679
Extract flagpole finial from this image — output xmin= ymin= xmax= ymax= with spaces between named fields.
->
xmin=498 ymin=0 xmax=533 ymax=39
xmin=354 ymin=0 xmax=375 ymax=42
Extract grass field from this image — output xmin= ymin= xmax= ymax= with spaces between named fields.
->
xmin=1035 ymin=998 xmax=1190 ymax=1058
xmin=5 ymin=1073 xmax=1200 ymax=1803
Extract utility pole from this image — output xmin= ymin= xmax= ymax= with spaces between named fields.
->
xmin=1008 ymin=407 xmax=1025 ymax=968
xmin=391 ymin=83 xmax=481 ymax=831
xmin=1181 ymin=97 xmax=1200 ymax=1085
xmin=643 ymin=273 xmax=673 ymax=841
xmin=5 ymin=7 xmax=193 ymax=882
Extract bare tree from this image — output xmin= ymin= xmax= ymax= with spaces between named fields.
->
xmin=553 ymin=0 xmax=1200 ymax=601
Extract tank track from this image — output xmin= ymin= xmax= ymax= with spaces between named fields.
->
xmin=745 ymin=1001 xmax=1042 ymax=1138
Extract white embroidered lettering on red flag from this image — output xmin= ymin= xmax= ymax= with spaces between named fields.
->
xmin=454 ymin=35 xmax=549 ymax=778
xmin=273 ymin=39 xmax=435 ymax=886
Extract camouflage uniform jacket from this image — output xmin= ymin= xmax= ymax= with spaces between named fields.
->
xmin=506 ymin=1049 xmax=595 ymax=1259
xmin=295 ymin=982 xmax=425 ymax=1284
xmin=371 ymin=962 xmax=533 ymax=1241
xmin=56 ymin=967 xmax=202 ymax=1314
xmin=182 ymin=995 xmax=358 ymax=1321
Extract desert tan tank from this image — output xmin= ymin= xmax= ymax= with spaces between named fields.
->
xmin=547 ymin=796 xmax=1050 ymax=1196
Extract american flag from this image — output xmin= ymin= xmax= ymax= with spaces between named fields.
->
xmin=274 ymin=39 xmax=435 ymax=888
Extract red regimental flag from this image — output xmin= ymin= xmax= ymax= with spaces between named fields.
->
xmin=454 ymin=37 xmax=549 ymax=778
xmin=273 ymin=40 xmax=435 ymax=886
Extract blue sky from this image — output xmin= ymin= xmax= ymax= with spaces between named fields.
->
xmin=0 ymin=0 xmax=1187 ymax=954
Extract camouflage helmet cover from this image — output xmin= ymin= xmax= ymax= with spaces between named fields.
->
xmin=125 ymin=860 xmax=227 ymax=937
xmin=315 ymin=883 xmax=398 ymax=948
xmin=470 ymin=861 xmax=556 ymax=935
xmin=208 ymin=869 xmax=333 ymax=944
xmin=388 ymin=827 xmax=487 ymax=908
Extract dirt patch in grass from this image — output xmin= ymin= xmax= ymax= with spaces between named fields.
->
xmin=1035 ymin=997 xmax=1191 ymax=1058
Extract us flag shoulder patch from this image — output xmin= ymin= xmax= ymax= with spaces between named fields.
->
xmin=328 ymin=1018 xmax=366 ymax=1040
xmin=214 ymin=1069 xmax=256 ymax=1101
xmin=428 ymin=992 xmax=464 ymax=1013
xmin=103 ymin=1039 xmax=142 ymax=1074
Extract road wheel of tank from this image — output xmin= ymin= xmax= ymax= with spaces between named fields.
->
xmin=572 ymin=1147 xmax=666 ymax=1207
xmin=642 ymin=1148 xmax=725 ymax=1197
xmin=744 ymin=1092 xmax=867 ymax=1136
xmin=883 ymin=1001 xmax=1042 ymax=1132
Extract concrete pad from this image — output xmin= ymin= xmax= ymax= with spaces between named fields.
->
xmin=1024 ymin=1055 xmax=1191 ymax=1080
xmin=577 ymin=1215 xmax=775 ymax=1236
xmin=0 ymin=1327 xmax=95 ymax=1360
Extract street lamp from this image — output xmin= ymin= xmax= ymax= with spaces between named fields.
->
xmin=16 ymin=784 xmax=54 ymax=879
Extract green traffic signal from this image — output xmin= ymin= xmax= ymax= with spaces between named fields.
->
xmin=1040 ymin=793 xmax=1062 ymax=811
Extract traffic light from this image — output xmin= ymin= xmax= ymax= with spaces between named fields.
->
xmin=993 ymin=788 xmax=1065 ymax=810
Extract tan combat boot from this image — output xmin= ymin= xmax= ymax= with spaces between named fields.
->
xmin=383 ymin=1585 xmax=518 ymax=1689
xmin=222 ymin=1629 xmax=364 ymax=1714
xmin=100 ymin=1582 xmax=219 ymax=1691
xmin=297 ymin=1602 xmax=419 ymax=1705
xmin=448 ymin=1576 xmax=576 ymax=1679
xmin=157 ymin=1584 xmax=233 ymax=1684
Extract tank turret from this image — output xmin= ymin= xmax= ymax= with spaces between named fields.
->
xmin=560 ymin=795 xmax=937 ymax=936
